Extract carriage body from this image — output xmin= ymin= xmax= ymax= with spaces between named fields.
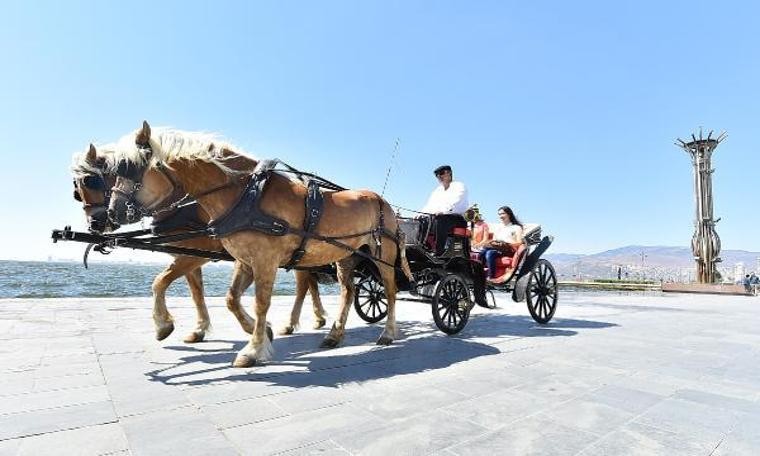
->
xmin=353 ymin=215 xmax=558 ymax=334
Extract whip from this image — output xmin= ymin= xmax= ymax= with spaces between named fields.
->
xmin=380 ymin=138 xmax=400 ymax=198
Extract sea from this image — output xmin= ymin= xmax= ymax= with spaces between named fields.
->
xmin=1 ymin=260 xmax=660 ymax=300
xmin=0 ymin=260 xmax=339 ymax=299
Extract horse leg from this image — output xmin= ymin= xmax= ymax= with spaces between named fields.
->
xmin=308 ymin=272 xmax=328 ymax=329
xmin=279 ymin=270 xmax=308 ymax=335
xmin=320 ymin=257 xmax=358 ymax=348
xmin=226 ymin=261 xmax=255 ymax=334
xmin=183 ymin=266 xmax=210 ymax=343
xmin=233 ymin=260 xmax=277 ymax=368
xmin=376 ymin=263 xmax=399 ymax=345
xmin=151 ymin=256 xmax=206 ymax=341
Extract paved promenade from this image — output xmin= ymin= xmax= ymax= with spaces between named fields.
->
xmin=1 ymin=291 xmax=759 ymax=455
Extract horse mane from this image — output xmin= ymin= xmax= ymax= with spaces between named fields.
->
xmin=108 ymin=127 xmax=255 ymax=177
xmin=70 ymin=143 xmax=118 ymax=178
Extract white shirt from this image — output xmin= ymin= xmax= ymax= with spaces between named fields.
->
xmin=491 ymin=223 xmax=523 ymax=244
xmin=421 ymin=181 xmax=469 ymax=215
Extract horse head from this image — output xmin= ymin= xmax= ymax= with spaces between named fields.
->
xmin=71 ymin=143 xmax=118 ymax=233
xmin=107 ymin=122 xmax=180 ymax=227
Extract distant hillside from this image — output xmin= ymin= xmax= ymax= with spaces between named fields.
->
xmin=544 ymin=245 xmax=760 ymax=281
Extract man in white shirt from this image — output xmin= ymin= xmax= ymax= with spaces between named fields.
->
xmin=420 ymin=165 xmax=469 ymax=255
xmin=420 ymin=165 xmax=469 ymax=215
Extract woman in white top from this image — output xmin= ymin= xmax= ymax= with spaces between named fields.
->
xmin=478 ymin=206 xmax=524 ymax=281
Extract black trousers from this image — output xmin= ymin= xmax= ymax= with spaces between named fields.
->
xmin=432 ymin=214 xmax=467 ymax=255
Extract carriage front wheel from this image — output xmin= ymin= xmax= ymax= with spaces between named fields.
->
xmin=432 ymin=274 xmax=472 ymax=335
xmin=526 ymin=259 xmax=558 ymax=324
xmin=353 ymin=271 xmax=388 ymax=323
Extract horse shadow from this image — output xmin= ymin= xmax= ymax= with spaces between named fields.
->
xmin=146 ymin=311 xmax=618 ymax=389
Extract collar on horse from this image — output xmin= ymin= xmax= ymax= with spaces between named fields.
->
xmin=206 ymin=159 xmax=327 ymax=269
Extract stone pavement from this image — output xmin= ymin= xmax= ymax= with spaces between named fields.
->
xmin=1 ymin=291 xmax=759 ymax=455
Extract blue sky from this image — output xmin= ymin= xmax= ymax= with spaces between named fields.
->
xmin=1 ymin=1 xmax=759 ymax=261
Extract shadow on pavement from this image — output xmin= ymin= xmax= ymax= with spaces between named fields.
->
xmin=146 ymin=312 xmax=617 ymax=388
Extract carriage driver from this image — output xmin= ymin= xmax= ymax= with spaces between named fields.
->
xmin=420 ymin=165 xmax=488 ymax=307
xmin=420 ymin=165 xmax=469 ymax=255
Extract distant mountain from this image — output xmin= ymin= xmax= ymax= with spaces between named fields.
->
xmin=543 ymin=245 xmax=760 ymax=281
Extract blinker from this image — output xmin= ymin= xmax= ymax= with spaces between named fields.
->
xmin=115 ymin=160 xmax=142 ymax=181
xmin=82 ymin=174 xmax=106 ymax=190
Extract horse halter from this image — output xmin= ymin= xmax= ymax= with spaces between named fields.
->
xmin=111 ymin=147 xmax=183 ymax=222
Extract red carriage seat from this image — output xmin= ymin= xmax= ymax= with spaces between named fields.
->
xmin=427 ymin=226 xmax=470 ymax=251
xmin=451 ymin=227 xmax=470 ymax=237
xmin=471 ymin=231 xmax=527 ymax=278
xmin=491 ymin=244 xmax=526 ymax=276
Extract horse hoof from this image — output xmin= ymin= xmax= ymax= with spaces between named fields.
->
xmin=266 ymin=325 xmax=274 ymax=342
xmin=376 ymin=336 xmax=394 ymax=346
xmin=278 ymin=326 xmax=294 ymax=336
xmin=232 ymin=355 xmax=256 ymax=368
xmin=183 ymin=331 xmax=205 ymax=343
xmin=320 ymin=337 xmax=340 ymax=349
xmin=155 ymin=323 xmax=175 ymax=341
xmin=313 ymin=319 xmax=327 ymax=330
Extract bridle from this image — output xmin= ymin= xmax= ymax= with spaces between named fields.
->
xmin=73 ymin=173 xmax=112 ymax=210
xmin=111 ymin=145 xmax=244 ymax=224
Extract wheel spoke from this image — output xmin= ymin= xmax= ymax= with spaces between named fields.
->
xmin=440 ymin=305 xmax=451 ymax=323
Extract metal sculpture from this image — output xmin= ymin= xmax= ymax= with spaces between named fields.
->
xmin=676 ymin=129 xmax=726 ymax=283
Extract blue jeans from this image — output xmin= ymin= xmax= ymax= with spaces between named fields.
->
xmin=478 ymin=248 xmax=502 ymax=278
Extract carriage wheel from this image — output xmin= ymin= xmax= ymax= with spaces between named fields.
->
xmin=526 ymin=259 xmax=558 ymax=324
xmin=353 ymin=272 xmax=388 ymax=323
xmin=432 ymin=274 xmax=472 ymax=335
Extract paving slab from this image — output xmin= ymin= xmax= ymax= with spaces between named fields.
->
xmin=1 ymin=291 xmax=760 ymax=454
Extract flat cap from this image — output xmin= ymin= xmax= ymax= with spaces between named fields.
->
xmin=433 ymin=165 xmax=452 ymax=175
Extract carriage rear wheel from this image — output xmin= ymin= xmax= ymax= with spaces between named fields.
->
xmin=526 ymin=259 xmax=558 ymax=324
xmin=432 ymin=274 xmax=472 ymax=335
xmin=353 ymin=271 xmax=388 ymax=323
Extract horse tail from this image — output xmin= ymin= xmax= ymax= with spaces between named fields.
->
xmin=396 ymin=230 xmax=413 ymax=281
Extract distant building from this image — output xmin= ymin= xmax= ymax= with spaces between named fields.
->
xmin=734 ymin=262 xmax=745 ymax=283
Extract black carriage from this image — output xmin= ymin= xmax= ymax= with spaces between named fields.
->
xmin=352 ymin=215 xmax=558 ymax=334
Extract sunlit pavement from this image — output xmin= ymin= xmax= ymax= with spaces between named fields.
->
xmin=1 ymin=291 xmax=759 ymax=455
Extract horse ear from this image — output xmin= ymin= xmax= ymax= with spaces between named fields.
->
xmin=136 ymin=120 xmax=151 ymax=147
xmin=86 ymin=143 xmax=97 ymax=163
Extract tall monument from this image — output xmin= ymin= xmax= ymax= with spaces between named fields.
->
xmin=676 ymin=129 xmax=726 ymax=283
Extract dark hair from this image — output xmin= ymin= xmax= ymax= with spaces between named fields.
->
xmin=497 ymin=206 xmax=522 ymax=226
xmin=434 ymin=165 xmax=452 ymax=176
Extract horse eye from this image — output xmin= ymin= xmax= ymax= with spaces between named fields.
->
xmin=73 ymin=190 xmax=82 ymax=202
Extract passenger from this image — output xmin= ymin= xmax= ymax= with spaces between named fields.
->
xmin=420 ymin=165 xmax=469 ymax=255
xmin=465 ymin=204 xmax=490 ymax=253
xmin=479 ymin=206 xmax=523 ymax=283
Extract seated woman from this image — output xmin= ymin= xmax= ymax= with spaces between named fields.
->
xmin=478 ymin=205 xmax=523 ymax=283
xmin=465 ymin=204 xmax=490 ymax=253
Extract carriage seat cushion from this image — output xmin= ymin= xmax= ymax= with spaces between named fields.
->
xmin=496 ymin=244 xmax=526 ymax=268
xmin=451 ymin=227 xmax=470 ymax=237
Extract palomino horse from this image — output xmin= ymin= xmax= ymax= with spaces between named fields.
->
xmin=72 ymin=143 xmax=328 ymax=342
xmin=108 ymin=122 xmax=410 ymax=367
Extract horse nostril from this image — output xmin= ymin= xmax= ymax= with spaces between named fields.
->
xmin=107 ymin=208 xmax=115 ymax=219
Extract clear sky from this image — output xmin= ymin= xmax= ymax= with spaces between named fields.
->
xmin=1 ymin=1 xmax=759 ymax=262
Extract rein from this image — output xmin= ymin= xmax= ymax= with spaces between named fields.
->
xmin=113 ymin=152 xmax=403 ymax=271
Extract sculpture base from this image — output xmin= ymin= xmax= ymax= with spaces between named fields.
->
xmin=662 ymin=283 xmax=751 ymax=296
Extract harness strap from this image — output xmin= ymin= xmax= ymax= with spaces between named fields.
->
xmin=283 ymin=179 xmax=324 ymax=270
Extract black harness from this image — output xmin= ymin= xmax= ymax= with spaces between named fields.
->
xmin=113 ymin=153 xmax=402 ymax=271
xmin=206 ymin=160 xmax=327 ymax=269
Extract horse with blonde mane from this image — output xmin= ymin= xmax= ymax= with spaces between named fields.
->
xmin=107 ymin=122 xmax=410 ymax=367
xmin=72 ymin=143 xmax=328 ymax=343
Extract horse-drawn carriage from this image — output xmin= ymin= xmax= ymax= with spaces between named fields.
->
xmin=54 ymin=123 xmax=558 ymax=367
xmin=352 ymin=215 xmax=558 ymax=334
